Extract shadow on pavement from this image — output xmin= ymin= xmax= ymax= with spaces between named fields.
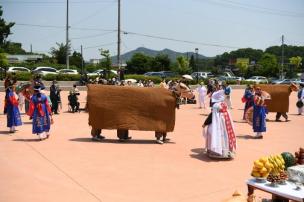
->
xmin=233 ymin=120 xmax=247 ymax=123
xmin=22 ymin=121 xmax=32 ymax=124
xmin=70 ymin=138 xmax=175 ymax=144
xmin=190 ymin=148 xmax=231 ymax=162
xmin=236 ymin=135 xmax=256 ymax=140
xmin=199 ymin=113 xmax=209 ymax=116
xmin=0 ymin=131 xmax=12 ymax=135
xmin=13 ymin=138 xmax=40 ymax=142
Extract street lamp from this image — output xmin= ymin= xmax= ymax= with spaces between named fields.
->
xmin=195 ymin=48 xmax=199 ymax=84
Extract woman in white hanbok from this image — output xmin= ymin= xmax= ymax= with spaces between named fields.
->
xmin=202 ymin=89 xmax=237 ymax=159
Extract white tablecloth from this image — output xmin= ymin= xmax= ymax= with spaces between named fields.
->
xmin=247 ymin=178 xmax=304 ymax=201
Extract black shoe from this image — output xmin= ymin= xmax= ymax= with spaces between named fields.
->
xmin=124 ymin=136 xmax=132 ymax=140
xmin=275 ymin=119 xmax=281 ymax=122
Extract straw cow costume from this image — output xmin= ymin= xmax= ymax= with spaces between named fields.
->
xmin=87 ymin=85 xmax=178 ymax=144
xmin=256 ymin=84 xmax=298 ymax=121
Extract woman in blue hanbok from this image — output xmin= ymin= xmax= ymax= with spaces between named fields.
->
xmin=27 ymin=86 xmax=53 ymax=140
xmin=4 ymin=84 xmax=22 ymax=133
xmin=252 ymin=87 xmax=267 ymax=139
xmin=242 ymin=85 xmax=254 ymax=120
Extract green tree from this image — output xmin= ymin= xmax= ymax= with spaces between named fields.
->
xmin=173 ymin=56 xmax=190 ymax=75
xmin=258 ymin=53 xmax=279 ymax=77
xmin=151 ymin=53 xmax=171 ymax=72
xmin=69 ymin=51 xmax=83 ymax=68
xmin=289 ymin=56 xmax=302 ymax=71
xmin=50 ymin=43 xmax=67 ymax=64
xmin=0 ymin=6 xmax=15 ymax=48
xmin=126 ymin=53 xmax=152 ymax=74
xmin=2 ymin=42 xmax=26 ymax=54
xmin=99 ymin=49 xmax=112 ymax=78
xmin=189 ymin=54 xmax=195 ymax=72
xmin=0 ymin=52 xmax=8 ymax=67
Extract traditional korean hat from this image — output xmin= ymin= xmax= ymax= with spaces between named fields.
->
xmin=33 ymin=85 xmax=42 ymax=92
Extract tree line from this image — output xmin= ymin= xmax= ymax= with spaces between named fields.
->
xmin=0 ymin=6 xmax=303 ymax=79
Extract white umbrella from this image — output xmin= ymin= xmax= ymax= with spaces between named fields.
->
xmin=111 ymin=70 xmax=118 ymax=75
xmin=125 ymin=79 xmax=137 ymax=83
xmin=182 ymin=74 xmax=193 ymax=80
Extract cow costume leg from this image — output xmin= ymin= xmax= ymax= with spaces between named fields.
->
xmin=91 ymin=128 xmax=105 ymax=141
xmin=117 ymin=129 xmax=131 ymax=141
xmin=155 ymin=132 xmax=168 ymax=144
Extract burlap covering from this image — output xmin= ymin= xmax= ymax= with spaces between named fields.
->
xmin=256 ymin=84 xmax=291 ymax=113
xmin=87 ymin=85 xmax=176 ymax=132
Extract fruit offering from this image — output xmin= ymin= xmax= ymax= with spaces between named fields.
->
xmin=268 ymin=155 xmax=285 ymax=175
xmin=295 ymin=147 xmax=304 ymax=165
xmin=251 ymin=157 xmax=273 ymax=178
xmin=281 ymin=152 xmax=296 ymax=168
xmin=278 ymin=170 xmax=288 ymax=183
xmin=267 ymin=173 xmax=281 ymax=184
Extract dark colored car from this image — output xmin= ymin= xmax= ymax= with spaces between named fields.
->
xmin=159 ymin=71 xmax=177 ymax=78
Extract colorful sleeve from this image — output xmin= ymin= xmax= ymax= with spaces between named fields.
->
xmin=9 ymin=93 xmax=19 ymax=106
xmin=27 ymin=98 xmax=35 ymax=116
xmin=45 ymin=98 xmax=52 ymax=114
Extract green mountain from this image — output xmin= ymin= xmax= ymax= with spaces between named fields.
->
xmin=111 ymin=47 xmax=208 ymax=64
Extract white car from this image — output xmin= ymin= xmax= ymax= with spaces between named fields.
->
xmin=7 ymin=66 xmax=31 ymax=73
xmin=58 ymin=69 xmax=79 ymax=75
xmin=245 ymin=76 xmax=268 ymax=84
xmin=191 ymin=72 xmax=214 ymax=79
xmin=87 ymin=69 xmax=117 ymax=77
xmin=32 ymin=66 xmax=58 ymax=76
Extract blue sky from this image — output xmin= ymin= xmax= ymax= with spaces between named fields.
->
xmin=2 ymin=0 xmax=304 ymax=60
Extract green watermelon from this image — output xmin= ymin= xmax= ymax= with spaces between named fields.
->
xmin=281 ymin=152 xmax=296 ymax=168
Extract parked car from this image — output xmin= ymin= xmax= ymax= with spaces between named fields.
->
xmin=271 ymin=79 xmax=293 ymax=85
xmin=159 ymin=71 xmax=177 ymax=78
xmin=7 ymin=66 xmax=31 ymax=73
xmin=144 ymin=72 xmax=165 ymax=77
xmin=58 ymin=69 xmax=79 ymax=75
xmin=191 ymin=72 xmax=214 ymax=79
xmin=245 ymin=76 xmax=268 ymax=84
xmin=290 ymin=78 xmax=303 ymax=85
xmin=87 ymin=69 xmax=117 ymax=77
xmin=32 ymin=66 xmax=58 ymax=76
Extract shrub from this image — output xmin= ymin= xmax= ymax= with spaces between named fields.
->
xmin=6 ymin=72 xmax=32 ymax=81
xmin=42 ymin=74 xmax=81 ymax=81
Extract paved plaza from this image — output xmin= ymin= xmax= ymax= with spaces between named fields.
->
xmin=0 ymin=89 xmax=303 ymax=202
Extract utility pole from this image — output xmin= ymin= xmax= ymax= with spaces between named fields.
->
xmin=117 ymin=0 xmax=121 ymax=68
xmin=66 ymin=0 xmax=70 ymax=69
xmin=81 ymin=45 xmax=84 ymax=75
xmin=30 ymin=44 xmax=32 ymax=53
xmin=280 ymin=35 xmax=284 ymax=79
xmin=195 ymin=48 xmax=199 ymax=84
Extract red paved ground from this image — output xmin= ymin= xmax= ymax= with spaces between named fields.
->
xmin=0 ymin=89 xmax=303 ymax=202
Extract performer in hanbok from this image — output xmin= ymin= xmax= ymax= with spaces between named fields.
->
xmin=297 ymin=83 xmax=304 ymax=115
xmin=252 ymin=87 xmax=267 ymax=139
xmin=27 ymin=85 xmax=53 ymax=140
xmin=197 ymin=82 xmax=207 ymax=109
xmin=223 ymin=82 xmax=232 ymax=109
xmin=4 ymin=82 xmax=22 ymax=133
xmin=202 ymin=88 xmax=237 ymax=159
xmin=242 ymin=85 xmax=254 ymax=120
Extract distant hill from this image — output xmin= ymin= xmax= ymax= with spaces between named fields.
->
xmin=111 ymin=47 xmax=208 ymax=64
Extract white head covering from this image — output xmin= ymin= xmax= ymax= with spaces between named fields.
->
xmin=211 ymin=89 xmax=225 ymax=103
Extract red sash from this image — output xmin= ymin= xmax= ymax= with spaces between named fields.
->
xmin=220 ymin=103 xmax=236 ymax=151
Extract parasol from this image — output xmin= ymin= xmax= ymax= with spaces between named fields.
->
xmin=125 ymin=79 xmax=137 ymax=83
xmin=182 ymin=74 xmax=193 ymax=80
xmin=16 ymin=82 xmax=31 ymax=94
xmin=245 ymin=106 xmax=254 ymax=126
xmin=261 ymin=90 xmax=271 ymax=100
